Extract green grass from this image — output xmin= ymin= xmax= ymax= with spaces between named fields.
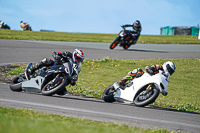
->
xmin=0 ymin=106 xmax=171 ymax=133
xmin=1 ymin=30 xmax=199 ymax=133
xmin=139 ymin=35 xmax=200 ymax=44
xmin=6 ymin=58 xmax=200 ymax=113
xmin=0 ymin=29 xmax=200 ymax=44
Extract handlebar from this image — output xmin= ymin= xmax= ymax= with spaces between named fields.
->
xmin=121 ymin=25 xmax=125 ymax=29
xmin=120 ymin=25 xmax=131 ymax=33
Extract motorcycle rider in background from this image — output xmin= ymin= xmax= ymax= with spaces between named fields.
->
xmin=116 ymin=61 xmax=176 ymax=94
xmin=25 ymin=49 xmax=85 ymax=86
xmin=0 ymin=21 xmax=5 ymax=28
xmin=0 ymin=20 xmax=10 ymax=29
xmin=121 ymin=20 xmax=142 ymax=44
xmin=20 ymin=21 xmax=29 ymax=30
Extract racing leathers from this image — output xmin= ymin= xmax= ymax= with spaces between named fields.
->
xmin=121 ymin=23 xmax=142 ymax=44
xmin=117 ymin=64 xmax=163 ymax=89
xmin=20 ymin=22 xmax=28 ymax=31
xmin=25 ymin=51 xmax=80 ymax=86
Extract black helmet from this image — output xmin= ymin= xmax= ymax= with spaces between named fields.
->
xmin=20 ymin=21 xmax=23 ymax=24
xmin=134 ymin=20 xmax=141 ymax=27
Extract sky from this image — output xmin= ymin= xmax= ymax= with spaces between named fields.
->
xmin=0 ymin=0 xmax=200 ymax=35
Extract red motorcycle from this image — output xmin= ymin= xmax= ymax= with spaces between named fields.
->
xmin=110 ymin=26 xmax=138 ymax=50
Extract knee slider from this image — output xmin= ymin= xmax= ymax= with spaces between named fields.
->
xmin=41 ymin=58 xmax=54 ymax=65
xmin=41 ymin=58 xmax=48 ymax=63
xmin=131 ymin=68 xmax=141 ymax=74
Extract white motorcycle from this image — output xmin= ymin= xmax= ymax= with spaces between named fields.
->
xmin=102 ymin=70 xmax=169 ymax=107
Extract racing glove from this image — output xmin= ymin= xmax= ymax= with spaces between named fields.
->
xmin=52 ymin=51 xmax=61 ymax=61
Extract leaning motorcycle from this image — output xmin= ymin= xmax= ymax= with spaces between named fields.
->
xmin=10 ymin=61 xmax=76 ymax=96
xmin=0 ymin=21 xmax=10 ymax=30
xmin=24 ymin=24 xmax=32 ymax=31
xmin=102 ymin=71 xmax=169 ymax=107
xmin=110 ymin=26 xmax=137 ymax=50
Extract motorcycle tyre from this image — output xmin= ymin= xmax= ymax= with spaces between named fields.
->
xmin=123 ymin=44 xmax=131 ymax=50
xmin=134 ymin=87 xmax=159 ymax=107
xmin=102 ymin=85 xmax=116 ymax=103
xmin=110 ymin=37 xmax=119 ymax=50
xmin=24 ymin=25 xmax=32 ymax=31
xmin=56 ymin=87 xmax=67 ymax=95
xmin=28 ymin=27 xmax=32 ymax=31
xmin=42 ymin=78 xmax=67 ymax=96
xmin=10 ymin=73 xmax=25 ymax=92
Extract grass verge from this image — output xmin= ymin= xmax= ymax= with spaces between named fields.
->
xmin=5 ymin=58 xmax=200 ymax=113
xmin=0 ymin=106 xmax=171 ymax=133
xmin=0 ymin=29 xmax=200 ymax=44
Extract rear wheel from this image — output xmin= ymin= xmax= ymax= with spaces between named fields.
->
xmin=110 ymin=37 xmax=120 ymax=50
xmin=134 ymin=84 xmax=160 ymax=107
xmin=102 ymin=85 xmax=116 ymax=102
xmin=10 ymin=73 xmax=26 ymax=92
xmin=42 ymin=77 xmax=67 ymax=96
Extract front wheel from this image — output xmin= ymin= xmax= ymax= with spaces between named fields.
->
xmin=123 ymin=44 xmax=131 ymax=50
xmin=102 ymin=85 xmax=116 ymax=103
xmin=134 ymin=85 xmax=160 ymax=107
xmin=110 ymin=37 xmax=120 ymax=50
xmin=42 ymin=77 xmax=67 ymax=96
xmin=10 ymin=73 xmax=26 ymax=92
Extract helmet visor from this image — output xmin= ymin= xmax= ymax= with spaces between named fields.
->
xmin=74 ymin=54 xmax=84 ymax=65
xmin=166 ymin=64 xmax=175 ymax=75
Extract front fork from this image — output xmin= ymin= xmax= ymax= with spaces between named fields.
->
xmin=143 ymin=84 xmax=153 ymax=95
xmin=51 ymin=74 xmax=62 ymax=86
xmin=138 ymin=84 xmax=154 ymax=101
xmin=146 ymin=84 xmax=167 ymax=96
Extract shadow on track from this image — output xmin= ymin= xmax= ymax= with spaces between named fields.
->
xmin=46 ymin=93 xmax=200 ymax=115
xmin=115 ymin=49 xmax=169 ymax=53
xmin=4 ymin=84 xmax=199 ymax=115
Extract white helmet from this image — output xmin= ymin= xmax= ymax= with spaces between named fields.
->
xmin=72 ymin=49 xmax=85 ymax=65
xmin=163 ymin=61 xmax=176 ymax=75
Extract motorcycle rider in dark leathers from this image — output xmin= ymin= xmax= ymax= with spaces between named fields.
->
xmin=25 ymin=49 xmax=85 ymax=86
xmin=0 ymin=20 xmax=10 ymax=29
xmin=121 ymin=20 xmax=142 ymax=44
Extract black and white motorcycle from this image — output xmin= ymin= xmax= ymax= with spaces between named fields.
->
xmin=10 ymin=61 xmax=77 ymax=96
xmin=102 ymin=70 xmax=169 ymax=107
xmin=0 ymin=21 xmax=10 ymax=30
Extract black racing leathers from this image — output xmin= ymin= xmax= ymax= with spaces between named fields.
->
xmin=27 ymin=51 xmax=78 ymax=85
xmin=122 ymin=23 xmax=142 ymax=39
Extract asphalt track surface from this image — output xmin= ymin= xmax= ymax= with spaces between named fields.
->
xmin=0 ymin=39 xmax=200 ymax=132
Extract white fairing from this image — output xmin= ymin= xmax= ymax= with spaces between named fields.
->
xmin=22 ymin=76 xmax=45 ymax=92
xmin=114 ymin=71 xmax=169 ymax=103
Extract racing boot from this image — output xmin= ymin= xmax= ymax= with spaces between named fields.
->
xmin=115 ymin=70 xmax=138 ymax=90
xmin=113 ymin=81 xmax=125 ymax=90
xmin=117 ymin=81 xmax=126 ymax=90
xmin=24 ymin=62 xmax=42 ymax=80
xmin=24 ymin=63 xmax=33 ymax=80
xmin=25 ymin=58 xmax=54 ymax=80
